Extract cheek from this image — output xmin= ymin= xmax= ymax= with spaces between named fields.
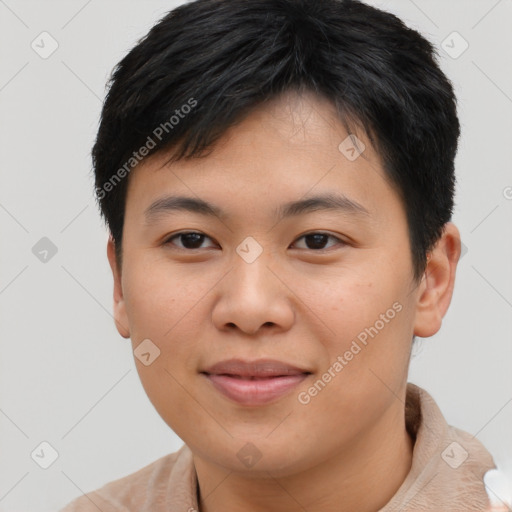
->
xmin=300 ymin=323 xmax=411 ymax=448
xmin=122 ymin=263 xmax=204 ymax=433
xmin=123 ymin=258 xmax=210 ymax=377
xmin=122 ymin=258 xmax=197 ymax=338
xmin=318 ymin=273 xmax=412 ymax=389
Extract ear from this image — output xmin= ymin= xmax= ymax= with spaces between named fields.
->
xmin=413 ymin=222 xmax=461 ymax=338
xmin=106 ymin=235 xmax=130 ymax=339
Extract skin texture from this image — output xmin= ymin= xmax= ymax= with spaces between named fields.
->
xmin=107 ymin=90 xmax=462 ymax=512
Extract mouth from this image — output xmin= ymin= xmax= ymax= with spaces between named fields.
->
xmin=200 ymin=358 xmax=312 ymax=406
xmin=208 ymin=374 xmax=303 ymax=380
xmin=201 ymin=373 xmax=311 ymax=406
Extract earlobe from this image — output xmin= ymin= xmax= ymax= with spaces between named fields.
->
xmin=106 ymin=235 xmax=131 ymax=339
xmin=413 ymin=222 xmax=461 ymax=338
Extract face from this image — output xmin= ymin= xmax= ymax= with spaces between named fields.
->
xmin=108 ymin=90 xmax=450 ymax=476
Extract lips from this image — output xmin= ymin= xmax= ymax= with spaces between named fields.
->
xmin=201 ymin=358 xmax=311 ymax=406
xmin=201 ymin=358 xmax=311 ymax=378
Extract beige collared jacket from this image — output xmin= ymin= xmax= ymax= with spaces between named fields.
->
xmin=60 ymin=383 xmax=497 ymax=512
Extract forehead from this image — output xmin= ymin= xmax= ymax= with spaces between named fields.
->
xmin=124 ymin=90 xmax=400 ymax=226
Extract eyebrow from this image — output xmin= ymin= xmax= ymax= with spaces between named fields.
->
xmin=144 ymin=192 xmax=370 ymax=225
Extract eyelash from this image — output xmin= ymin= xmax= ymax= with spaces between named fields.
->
xmin=162 ymin=231 xmax=347 ymax=252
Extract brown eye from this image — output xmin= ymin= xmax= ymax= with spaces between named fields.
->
xmin=292 ymin=232 xmax=345 ymax=251
xmin=163 ymin=231 xmax=346 ymax=252
xmin=164 ymin=231 xmax=216 ymax=250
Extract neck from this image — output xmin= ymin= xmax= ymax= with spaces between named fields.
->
xmin=193 ymin=402 xmax=414 ymax=512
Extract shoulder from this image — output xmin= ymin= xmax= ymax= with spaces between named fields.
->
xmin=58 ymin=445 xmax=190 ymax=512
xmin=403 ymin=384 xmax=497 ymax=510
xmin=431 ymin=423 xmax=497 ymax=510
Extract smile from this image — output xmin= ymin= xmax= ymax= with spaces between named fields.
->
xmin=202 ymin=373 xmax=310 ymax=406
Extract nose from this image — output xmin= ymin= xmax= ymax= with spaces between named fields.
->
xmin=211 ymin=247 xmax=295 ymax=335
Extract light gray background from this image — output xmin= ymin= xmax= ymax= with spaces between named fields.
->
xmin=0 ymin=1 xmax=511 ymax=510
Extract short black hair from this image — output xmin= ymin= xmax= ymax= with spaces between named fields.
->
xmin=93 ymin=0 xmax=459 ymax=282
